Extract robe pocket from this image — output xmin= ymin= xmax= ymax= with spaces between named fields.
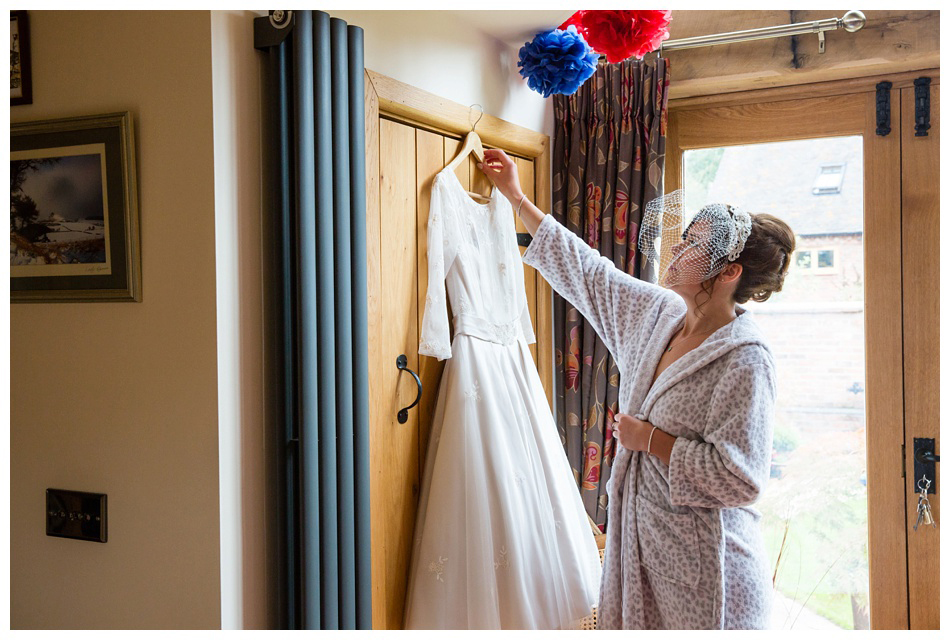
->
xmin=636 ymin=494 xmax=701 ymax=589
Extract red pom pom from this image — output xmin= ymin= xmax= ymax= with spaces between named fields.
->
xmin=559 ymin=10 xmax=672 ymax=63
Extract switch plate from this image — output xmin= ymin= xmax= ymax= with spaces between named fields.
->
xmin=46 ymin=488 xmax=107 ymax=543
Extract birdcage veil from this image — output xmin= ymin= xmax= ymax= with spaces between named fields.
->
xmin=638 ymin=189 xmax=752 ymax=287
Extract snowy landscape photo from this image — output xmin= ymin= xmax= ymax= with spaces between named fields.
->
xmin=11 ymin=143 xmax=112 ymax=277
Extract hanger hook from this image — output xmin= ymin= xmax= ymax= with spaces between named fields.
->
xmin=469 ymin=104 xmax=483 ymax=132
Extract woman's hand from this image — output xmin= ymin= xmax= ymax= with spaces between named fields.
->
xmin=612 ymin=413 xmax=654 ymax=452
xmin=477 ymin=149 xmax=525 ymax=204
xmin=478 ymin=148 xmax=546 ymax=235
xmin=613 ymin=413 xmax=675 ymax=465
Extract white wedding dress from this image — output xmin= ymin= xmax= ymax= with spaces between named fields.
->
xmin=403 ymin=167 xmax=601 ymax=630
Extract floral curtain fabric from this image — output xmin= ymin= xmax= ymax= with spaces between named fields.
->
xmin=551 ymin=57 xmax=670 ymax=529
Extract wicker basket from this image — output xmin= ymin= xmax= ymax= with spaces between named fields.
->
xmin=576 ymin=515 xmax=607 ymax=630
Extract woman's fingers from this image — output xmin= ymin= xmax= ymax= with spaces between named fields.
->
xmin=483 ymin=148 xmax=511 ymax=168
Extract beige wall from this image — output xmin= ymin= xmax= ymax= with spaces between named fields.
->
xmin=10 ymin=11 xmax=221 ymax=629
xmin=209 ymin=9 xmax=272 ymax=631
xmin=10 ymin=9 xmax=557 ymax=630
xmin=326 ymin=10 xmax=553 ymax=137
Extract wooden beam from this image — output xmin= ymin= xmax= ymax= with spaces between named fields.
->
xmin=366 ymin=69 xmax=547 ymax=158
xmin=664 ymin=10 xmax=938 ymax=100
xmin=670 ymin=68 xmax=940 ymax=110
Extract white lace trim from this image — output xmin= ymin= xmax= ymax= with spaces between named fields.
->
xmin=494 ymin=546 xmax=509 ymax=570
xmin=492 ymin=320 xmax=518 ymax=345
xmin=464 ymin=380 xmax=481 ymax=402
xmin=428 ymin=556 xmax=447 ymax=582
xmin=419 ymin=339 xmax=450 ymax=360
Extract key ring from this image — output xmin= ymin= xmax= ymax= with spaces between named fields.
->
xmin=918 ymin=475 xmax=931 ymax=493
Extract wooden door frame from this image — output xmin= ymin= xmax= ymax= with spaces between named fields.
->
xmin=899 ymin=82 xmax=940 ymax=630
xmin=363 ymin=70 xmax=553 ymax=629
xmin=666 ymin=70 xmax=938 ymax=630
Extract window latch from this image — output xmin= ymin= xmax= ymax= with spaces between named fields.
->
xmin=875 ymin=81 xmax=892 ymax=137
xmin=914 ymin=77 xmax=931 ymax=137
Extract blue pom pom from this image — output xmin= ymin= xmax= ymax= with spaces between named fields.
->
xmin=518 ymin=26 xmax=599 ymax=98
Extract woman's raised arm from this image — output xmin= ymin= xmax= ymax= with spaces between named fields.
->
xmin=479 ymin=149 xmax=672 ymax=368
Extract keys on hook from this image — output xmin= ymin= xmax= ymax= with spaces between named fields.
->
xmin=914 ymin=475 xmax=937 ymax=531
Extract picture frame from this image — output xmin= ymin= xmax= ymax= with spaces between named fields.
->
xmin=11 ymin=10 xmax=33 ymax=106
xmin=11 ymin=112 xmax=141 ymax=302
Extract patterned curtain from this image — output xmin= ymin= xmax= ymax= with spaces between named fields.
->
xmin=551 ymin=58 xmax=670 ymax=530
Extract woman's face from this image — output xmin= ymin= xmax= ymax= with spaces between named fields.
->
xmin=662 ymin=218 xmax=714 ymax=288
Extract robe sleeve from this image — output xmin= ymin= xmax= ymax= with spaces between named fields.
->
xmin=667 ymin=363 xmax=776 ymax=508
xmin=418 ymin=177 xmax=459 ymax=361
xmin=521 ymin=214 xmax=669 ymax=368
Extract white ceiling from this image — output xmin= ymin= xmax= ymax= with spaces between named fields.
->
xmin=449 ymin=10 xmax=576 ymax=47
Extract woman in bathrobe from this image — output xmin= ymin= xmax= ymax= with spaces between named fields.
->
xmin=479 ymin=149 xmax=796 ymax=630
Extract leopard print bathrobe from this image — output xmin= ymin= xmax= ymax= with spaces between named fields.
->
xmin=522 ymin=214 xmax=776 ymax=629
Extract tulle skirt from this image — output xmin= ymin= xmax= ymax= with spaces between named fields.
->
xmin=404 ymin=334 xmax=602 ymax=629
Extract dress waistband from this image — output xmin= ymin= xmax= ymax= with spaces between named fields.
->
xmin=453 ymin=314 xmax=522 ymax=346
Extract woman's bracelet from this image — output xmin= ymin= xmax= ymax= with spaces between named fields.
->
xmin=646 ymin=425 xmax=658 ymax=456
xmin=516 ymin=194 xmax=527 ymax=217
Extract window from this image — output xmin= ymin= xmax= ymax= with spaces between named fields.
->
xmin=812 ymin=163 xmax=846 ymax=195
xmin=794 ymin=247 xmax=837 ymax=274
xmin=795 ymin=251 xmax=812 ymax=269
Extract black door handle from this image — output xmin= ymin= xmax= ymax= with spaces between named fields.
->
xmin=913 ymin=437 xmax=940 ymax=495
xmin=396 ymin=354 xmax=423 ymax=424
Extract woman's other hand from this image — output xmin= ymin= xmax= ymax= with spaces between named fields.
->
xmin=613 ymin=413 xmax=675 ymax=465
xmin=478 ymin=149 xmax=525 ymax=204
xmin=612 ymin=413 xmax=654 ymax=452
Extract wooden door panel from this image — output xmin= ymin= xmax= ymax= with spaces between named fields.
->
xmin=513 ymin=156 xmax=539 ymax=366
xmin=375 ymin=119 xmax=421 ymax=630
xmin=415 ymin=129 xmax=448 ymax=479
xmin=902 ymin=83 xmax=940 ymax=630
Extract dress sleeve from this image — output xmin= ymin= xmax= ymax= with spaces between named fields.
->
xmin=667 ymin=363 xmax=776 ymax=508
xmin=521 ymin=214 xmax=670 ymax=367
xmin=418 ymin=178 xmax=459 ymax=361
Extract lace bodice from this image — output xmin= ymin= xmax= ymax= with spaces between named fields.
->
xmin=418 ymin=167 xmax=536 ymax=360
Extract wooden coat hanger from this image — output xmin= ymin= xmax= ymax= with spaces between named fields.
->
xmin=444 ymin=105 xmax=491 ymax=203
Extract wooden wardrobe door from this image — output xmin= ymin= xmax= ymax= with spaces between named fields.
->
xmin=366 ymin=74 xmax=553 ymax=628
xmin=373 ymin=119 xmax=421 ymax=630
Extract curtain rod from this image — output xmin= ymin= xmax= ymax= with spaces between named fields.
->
xmin=600 ymin=10 xmax=866 ymax=60
xmin=661 ymin=10 xmax=866 ymax=54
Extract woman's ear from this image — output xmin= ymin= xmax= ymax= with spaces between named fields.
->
xmin=719 ymin=262 xmax=743 ymax=283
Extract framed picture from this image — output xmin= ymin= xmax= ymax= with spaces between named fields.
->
xmin=11 ymin=10 xmax=33 ymax=106
xmin=11 ymin=112 xmax=141 ymax=302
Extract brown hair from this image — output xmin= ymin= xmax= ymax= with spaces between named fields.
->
xmin=732 ymin=213 xmax=796 ymax=303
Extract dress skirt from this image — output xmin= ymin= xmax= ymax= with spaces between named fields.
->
xmin=403 ymin=333 xmax=602 ymax=629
